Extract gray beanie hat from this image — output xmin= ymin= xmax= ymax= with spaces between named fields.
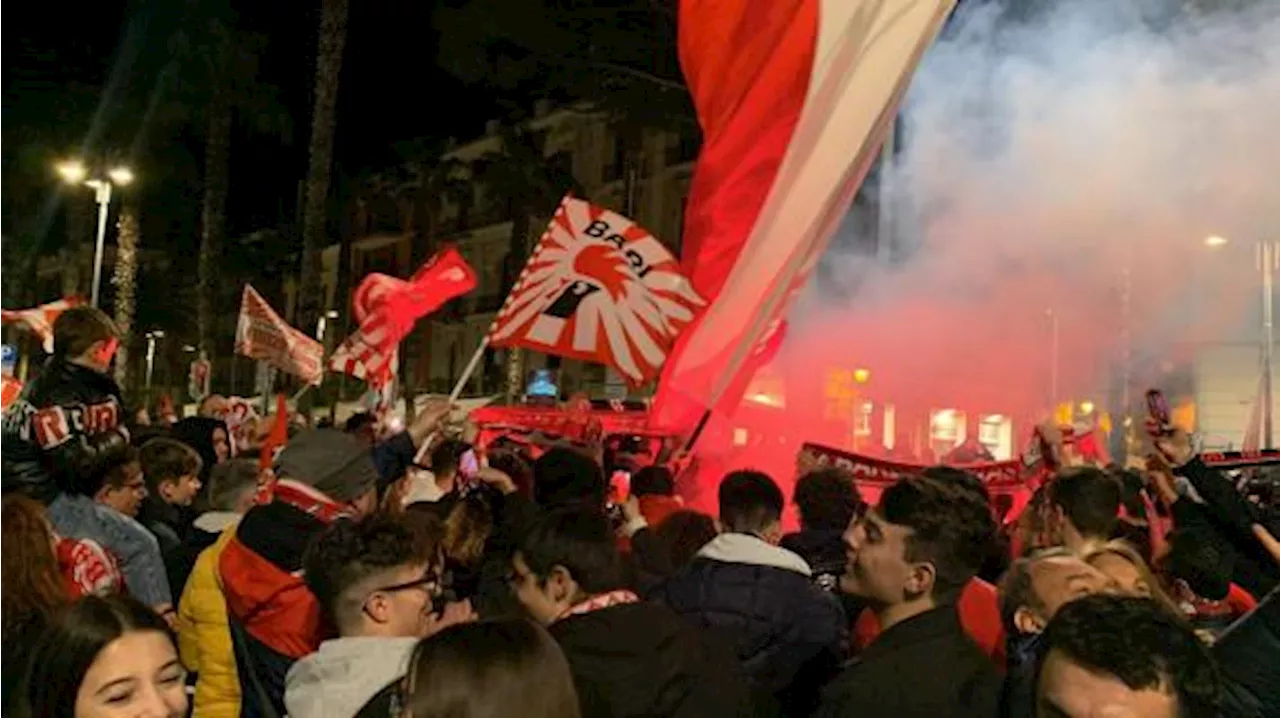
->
xmin=275 ymin=429 xmax=378 ymax=502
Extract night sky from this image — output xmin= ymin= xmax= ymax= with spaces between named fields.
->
xmin=4 ymin=0 xmax=500 ymax=238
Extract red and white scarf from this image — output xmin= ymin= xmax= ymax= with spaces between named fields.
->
xmin=557 ymin=589 xmax=639 ymax=621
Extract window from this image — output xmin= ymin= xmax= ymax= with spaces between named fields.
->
xmin=854 ymin=401 xmax=874 ymax=437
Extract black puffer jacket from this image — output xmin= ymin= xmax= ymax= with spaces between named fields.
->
xmin=1 ymin=357 xmax=128 ymax=503
xmin=653 ymin=534 xmax=848 ymax=716
xmin=1215 ymin=586 xmax=1280 ymax=718
xmin=551 ymin=600 xmax=753 ymax=718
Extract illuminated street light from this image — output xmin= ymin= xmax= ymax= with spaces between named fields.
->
xmin=853 ymin=368 xmax=871 ymax=384
xmin=53 ymin=160 xmax=135 ymax=308
xmin=325 ymin=309 xmax=339 ymax=319
xmin=108 ymin=167 xmax=135 ymax=186
xmin=1079 ymin=400 xmax=1095 ymax=415
xmin=57 ymin=160 xmax=87 ymax=184
xmin=1205 ymin=235 xmax=1229 ymax=248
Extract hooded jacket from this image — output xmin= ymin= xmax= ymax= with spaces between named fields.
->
xmin=653 ymin=533 xmax=847 ymax=716
xmin=550 ymin=600 xmax=753 ymax=718
xmin=285 ymin=637 xmax=418 ymax=718
xmin=177 ymin=520 xmax=241 ymax=718
xmin=1 ymin=357 xmax=128 ymax=503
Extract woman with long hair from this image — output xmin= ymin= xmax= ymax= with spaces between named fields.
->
xmin=1083 ymin=539 xmax=1182 ymax=617
xmin=18 ymin=594 xmax=188 ymax=718
xmin=3 ymin=495 xmax=72 ymax=712
xmin=401 ymin=619 xmax=580 ymax=718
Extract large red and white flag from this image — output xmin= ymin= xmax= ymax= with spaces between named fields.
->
xmin=235 ymin=285 xmax=325 ymax=385
xmin=488 ymin=196 xmax=704 ymax=387
xmin=651 ymin=0 xmax=956 ymax=431
xmin=1 ymin=298 xmax=83 ymax=353
xmin=329 ymin=245 xmax=477 ymax=387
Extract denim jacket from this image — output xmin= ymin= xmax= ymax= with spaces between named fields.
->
xmin=48 ymin=493 xmax=173 ymax=607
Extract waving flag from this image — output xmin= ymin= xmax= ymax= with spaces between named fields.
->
xmin=488 ymin=196 xmax=704 ymax=387
xmin=651 ymin=0 xmax=956 ymax=432
xmin=330 ymin=245 xmax=477 ymax=387
xmin=235 ymin=286 xmax=325 ymax=384
xmin=1 ymin=298 xmax=83 ymax=353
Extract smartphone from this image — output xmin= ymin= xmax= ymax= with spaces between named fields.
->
xmin=1146 ymin=389 xmax=1171 ymax=435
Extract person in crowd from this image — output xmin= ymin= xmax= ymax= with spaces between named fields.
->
xmin=170 ymin=415 xmax=231 ymax=483
xmin=399 ymin=619 xmax=582 ymax=718
xmin=2 ymin=306 xmax=129 ymax=504
xmin=51 ymin=435 xmax=174 ymax=616
xmin=511 ymin=506 xmax=752 ymax=717
xmin=420 ymin=437 xmax=473 ymax=512
xmin=1212 ymin=584 xmax=1280 ymax=716
xmin=285 ymin=515 xmax=476 ymax=717
xmin=18 ymin=594 xmax=189 ymax=718
xmin=1165 ymin=527 xmax=1259 ymax=637
xmin=198 ymin=394 xmax=230 ymax=419
xmin=1035 ymin=594 xmax=1221 ymax=718
xmin=854 ymin=467 xmax=1007 ymax=665
xmin=781 ymin=467 xmax=864 ymax=595
xmin=488 ymin=447 xmax=535 ymax=498
xmin=533 ymin=446 xmax=608 ymax=511
xmin=818 ymin=476 xmax=1002 ymax=717
xmin=170 ymin=458 xmax=259 ymax=597
xmin=2 ymin=495 xmax=72 ymax=712
xmin=998 ymin=548 xmax=1117 ymax=718
xmin=1082 ymin=539 xmax=1180 ymax=615
xmin=175 ymin=460 xmax=263 ymax=718
xmin=1046 ymin=466 xmax=1123 ymax=554
xmin=653 ymin=509 xmax=719 ymax=573
xmin=346 ymin=401 xmax=453 ymax=492
xmin=219 ymin=429 xmax=382 ymax=716
xmin=138 ymin=437 xmax=204 ymax=556
xmin=93 ymin=445 xmax=147 ymax=517
xmin=655 ymin=470 xmax=846 ymax=715
xmin=629 ymin=465 xmax=683 ymax=528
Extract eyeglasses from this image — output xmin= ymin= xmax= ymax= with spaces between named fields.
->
xmin=372 ymin=571 xmax=443 ymax=599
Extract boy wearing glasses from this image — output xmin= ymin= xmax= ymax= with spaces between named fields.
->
xmin=285 ymin=515 xmax=476 ymax=718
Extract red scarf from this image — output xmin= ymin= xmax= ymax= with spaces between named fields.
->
xmin=270 ymin=479 xmax=352 ymax=524
xmin=557 ymin=589 xmax=639 ymax=621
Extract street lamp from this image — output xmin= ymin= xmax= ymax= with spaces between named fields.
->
xmin=1205 ymin=235 xmax=1229 ymax=249
xmin=56 ymin=160 xmax=134 ymax=308
xmin=145 ymin=330 xmax=165 ymax=390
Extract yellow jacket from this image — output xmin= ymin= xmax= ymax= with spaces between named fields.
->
xmin=177 ymin=517 xmax=241 ymax=718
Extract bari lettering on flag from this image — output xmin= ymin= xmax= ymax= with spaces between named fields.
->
xmin=329 ymin=245 xmax=478 ymax=388
xmin=487 ymin=196 xmax=705 ymax=387
xmin=1 ymin=298 xmax=83 ymax=353
xmin=651 ymin=0 xmax=956 ymax=432
xmin=235 ymin=285 xmax=325 ymax=385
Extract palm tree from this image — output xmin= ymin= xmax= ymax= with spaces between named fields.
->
xmin=111 ymin=201 xmax=141 ymax=388
xmin=473 ymin=122 xmax=580 ymax=400
xmin=297 ymin=0 xmax=351 ymax=336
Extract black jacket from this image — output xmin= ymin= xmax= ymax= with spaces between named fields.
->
xmin=653 ymin=534 xmax=847 ymax=716
xmin=1176 ymin=457 xmax=1280 ymax=598
xmin=1215 ymin=586 xmax=1280 ymax=718
xmin=816 ymin=606 xmax=1001 ymax=718
xmin=1 ymin=358 xmax=128 ymax=503
xmin=550 ymin=600 xmax=753 ymax=718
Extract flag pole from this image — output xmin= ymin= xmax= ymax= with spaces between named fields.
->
xmin=682 ymin=407 xmax=714 ymax=452
xmin=449 ymin=337 xmax=489 ymax=403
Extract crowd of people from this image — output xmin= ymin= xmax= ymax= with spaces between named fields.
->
xmin=2 ymin=305 xmax=1278 ymax=717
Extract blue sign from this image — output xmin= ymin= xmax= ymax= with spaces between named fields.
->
xmin=526 ymin=369 xmax=559 ymax=399
xmin=1 ymin=344 xmax=15 ymax=369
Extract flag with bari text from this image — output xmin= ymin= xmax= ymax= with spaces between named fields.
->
xmin=650 ymin=0 xmax=956 ymax=432
xmin=329 ymin=245 xmax=477 ymax=388
xmin=487 ymin=196 xmax=705 ymax=388
xmin=1 ymin=298 xmax=83 ymax=353
xmin=235 ymin=285 xmax=325 ymax=384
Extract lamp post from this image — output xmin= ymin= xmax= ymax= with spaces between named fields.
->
xmin=145 ymin=330 xmax=165 ymax=391
xmin=56 ymin=161 xmax=134 ymax=308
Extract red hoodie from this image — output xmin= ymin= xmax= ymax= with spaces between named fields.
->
xmin=854 ymin=577 xmax=1006 ymax=668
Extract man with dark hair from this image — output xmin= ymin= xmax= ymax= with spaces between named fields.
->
xmin=169 ymin=458 xmax=260 ymax=596
xmin=138 ymin=437 xmax=204 ymax=555
xmin=219 ymin=429 xmax=383 ymax=716
xmin=783 ymin=467 xmax=864 ymax=593
xmin=1047 ymin=467 xmax=1122 ymax=553
xmin=2 ymin=305 xmax=128 ymax=504
xmin=533 ymin=446 xmax=607 ymax=510
xmin=511 ymin=506 xmax=752 ymax=717
xmin=1036 ymin=595 xmax=1222 ymax=718
xmin=285 ymin=516 xmax=474 ymax=717
xmin=630 ymin=465 xmax=682 ymax=528
xmin=655 ymin=470 xmax=846 ymax=715
xmin=997 ymin=548 xmax=1116 ymax=718
xmin=818 ymin=476 xmax=1002 ymax=717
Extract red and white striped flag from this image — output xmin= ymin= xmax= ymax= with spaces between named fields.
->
xmin=487 ymin=196 xmax=705 ymax=387
xmin=235 ymin=285 xmax=324 ymax=385
xmin=651 ymin=0 xmax=956 ymax=431
xmin=329 ymin=246 xmax=477 ymax=387
xmin=1 ymin=298 xmax=83 ymax=353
